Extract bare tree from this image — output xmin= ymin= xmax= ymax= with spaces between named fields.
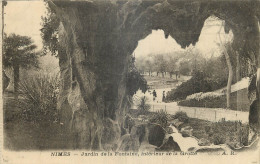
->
xmin=217 ymin=22 xmax=233 ymax=109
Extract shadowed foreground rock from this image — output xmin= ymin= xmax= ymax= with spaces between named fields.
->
xmin=158 ymin=136 xmax=181 ymax=152
xmin=118 ymin=124 xmax=166 ymax=151
xmin=46 ymin=0 xmax=260 ymax=150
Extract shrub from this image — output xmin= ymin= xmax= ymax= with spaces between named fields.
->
xmin=186 ymin=92 xmax=223 ymax=101
xmin=165 ymin=71 xmax=213 ymax=101
xmin=124 ymin=114 xmax=135 ymax=133
xmin=174 ymin=111 xmax=189 ymax=123
xmin=212 ymin=134 xmax=226 ymax=145
xmin=238 ymin=125 xmax=249 ymax=146
xmin=178 ymin=96 xmax=223 ymax=108
xmin=126 ymin=64 xmax=148 ymax=96
xmin=179 ymin=61 xmax=191 ymax=76
xmin=136 ymin=96 xmax=151 ymax=114
xmin=210 ymin=121 xmax=249 ymax=146
xmin=149 ymin=109 xmax=170 ymax=128
xmin=178 ymin=88 xmax=250 ymax=111
xmin=16 ymin=73 xmax=59 ymax=123
xmin=204 ymin=125 xmax=211 ymax=133
xmin=189 ymin=118 xmax=249 ymax=147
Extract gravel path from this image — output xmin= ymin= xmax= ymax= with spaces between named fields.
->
xmin=133 ymin=89 xmax=249 ymax=123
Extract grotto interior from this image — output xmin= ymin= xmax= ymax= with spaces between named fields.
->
xmin=47 ymin=0 xmax=260 ymax=151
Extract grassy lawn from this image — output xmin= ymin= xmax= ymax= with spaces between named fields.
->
xmin=144 ymin=74 xmax=191 ymax=89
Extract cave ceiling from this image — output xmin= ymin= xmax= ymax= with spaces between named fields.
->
xmin=51 ymin=0 xmax=259 ymax=50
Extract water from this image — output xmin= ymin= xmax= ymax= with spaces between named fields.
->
xmin=168 ymin=125 xmax=199 ymax=151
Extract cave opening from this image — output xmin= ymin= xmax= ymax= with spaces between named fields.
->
xmin=129 ymin=15 xmax=257 ymax=149
xmin=131 ymin=16 xmax=245 ymax=113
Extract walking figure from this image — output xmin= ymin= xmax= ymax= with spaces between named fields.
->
xmin=162 ymin=91 xmax=166 ymax=102
xmin=152 ymin=90 xmax=157 ymax=102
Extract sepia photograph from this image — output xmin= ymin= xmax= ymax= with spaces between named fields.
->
xmin=1 ymin=0 xmax=260 ymax=163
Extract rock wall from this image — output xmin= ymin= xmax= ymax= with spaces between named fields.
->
xmin=48 ymin=0 xmax=260 ymax=150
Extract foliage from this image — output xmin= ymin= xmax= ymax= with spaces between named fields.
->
xmin=166 ymin=42 xmax=253 ymax=102
xmin=3 ymin=33 xmax=40 ymax=97
xmin=212 ymin=134 xmax=226 ymax=145
xmin=204 ymin=125 xmax=211 ymax=133
xmin=136 ymin=96 xmax=151 ymax=114
xmin=135 ymin=56 xmax=147 ymax=74
xmin=127 ymin=68 xmax=148 ymax=95
xmin=186 ymin=92 xmax=223 ymax=101
xmin=173 ymin=111 xmax=189 ymax=123
xmin=124 ymin=114 xmax=135 ymax=132
xmin=135 ymin=52 xmax=182 ymax=76
xmin=221 ymin=42 xmax=253 ymax=79
xmin=189 ymin=118 xmax=249 ymax=147
xmin=153 ymin=54 xmax=167 ymax=74
xmin=178 ymin=88 xmax=250 ymax=111
xmin=40 ymin=3 xmax=60 ymax=57
xmin=3 ymin=33 xmax=39 ymax=69
xmin=166 ymin=57 xmax=244 ymax=102
xmin=178 ymin=96 xmax=223 ymax=108
xmin=238 ymin=126 xmax=249 ymax=146
xmin=127 ymin=56 xmax=148 ymax=96
xmin=209 ymin=121 xmax=249 ymax=146
xmin=16 ymin=73 xmax=59 ymax=123
xmin=201 ymin=57 xmax=229 ymax=87
xmin=144 ymin=59 xmax=154 ymax=74
xmin=166 ymin=55 xmax=180 ymax=78
xmin=166 ymin=71 xmax=213 ymax=101
xmin=149 ymin=109 xmax=170 ymax=127
xmin=179 ymin=60 xmax=191 ymax=75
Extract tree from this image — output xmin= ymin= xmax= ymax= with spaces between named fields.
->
xmin=153 ymin=54 xmax=167 ymax=77
xmin=3 ymin=33 xmax=39 ymax=98
xmin=144 ymin=59 xmax=153 ymax=76
xmin=179 ymin=60 xmax=191 ymax=76
xmin=217 ymin=23 xmax=233 ymax=109
xmin=135 ymin=56 xmax=146 ymax=74
xmin=166 ymin=55 xmax=179 ymax=79
xmin=40 ymin=5 xmax=60 ymax=57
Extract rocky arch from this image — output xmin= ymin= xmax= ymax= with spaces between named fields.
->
xmin=48 ymin=0 xmax=260 ymax=150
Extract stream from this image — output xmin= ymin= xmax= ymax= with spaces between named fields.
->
xmin=168 ymin=125 xmax=199 ymax=151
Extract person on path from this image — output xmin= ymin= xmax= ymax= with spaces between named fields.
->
xmin=162 ymin=91 xmax=166 ymax=102
xmin=152 ymin=90 xmax=157 ymax=102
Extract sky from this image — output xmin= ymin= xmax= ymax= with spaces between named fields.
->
xmin=4 ymin=1 xmax=47 ymax=50
xmin=4 ymin=1 xmax=59 ymax=71
xmin=134 ymin=17 xmax=233 ymax=59
xmin=4 ymin=1 xmax=233 ymax=61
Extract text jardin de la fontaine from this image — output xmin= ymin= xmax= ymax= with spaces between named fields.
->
xmin=51 ymin=151 xmax=237 ymax=156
